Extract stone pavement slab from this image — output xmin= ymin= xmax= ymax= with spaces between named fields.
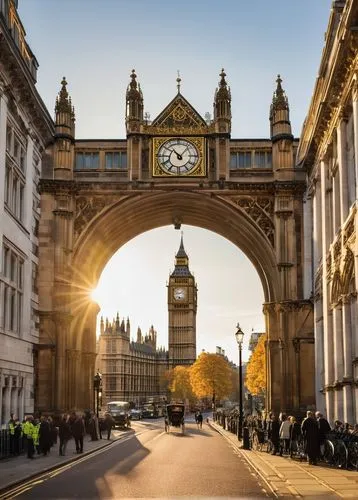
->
xmin=211 ymin=421 xmax=358 ymax=499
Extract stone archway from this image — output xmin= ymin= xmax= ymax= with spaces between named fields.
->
xmin=37 ymin=187 xmax=314 ymax=415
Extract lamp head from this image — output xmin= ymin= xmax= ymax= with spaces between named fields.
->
xmin=235 ymin=324 xmax=244 ymax=346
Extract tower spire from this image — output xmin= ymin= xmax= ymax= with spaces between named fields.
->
xmin=126 ymin=69 xmax=144 ymax=124
xmin=54 ymin=76 xmax=75 ymax=136
xmin=270 ymin=74 xmax=292 ymax=140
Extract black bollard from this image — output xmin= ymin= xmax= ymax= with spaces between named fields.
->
xmin=243 ymin=427 xmax=250 ymax=450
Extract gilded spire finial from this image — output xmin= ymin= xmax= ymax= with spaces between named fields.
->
xmin=176 ymin=70 xmax=181 ymax=94
xmin=215 ymin=67 xmax=231 ymax=101
xmin=55 ymin=76 xmax=73 ymax=115
xmin=272 ymin=74 xmax=288 ymax=111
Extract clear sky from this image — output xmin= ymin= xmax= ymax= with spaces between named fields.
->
xmin=18 ymin=0 xmax=332 ymax=362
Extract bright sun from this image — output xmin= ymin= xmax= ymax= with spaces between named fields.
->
xmin=90 ymin=287 xmax=102 ymax=303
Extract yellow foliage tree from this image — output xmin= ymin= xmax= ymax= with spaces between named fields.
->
xmin=168 ymin=366 xmax=195 ymax=402
xmin=245 ymin=333 xmax=267 ymax=395
xmin=190 ymin=352 xmax=234 ymax=403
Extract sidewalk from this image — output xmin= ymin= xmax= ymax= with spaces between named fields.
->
xmin=0 ymin=431 xmax=124 ymax=493
xmin=211 ymin=421 xmax=358 ymax=499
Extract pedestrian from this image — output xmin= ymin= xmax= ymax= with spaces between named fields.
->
xmin=7 ymin=413 xmax=15 ymax=455
xmin=33 ymin=418 xmax=40 ymax=454
xmin=25 ymin=416 xmax=35 ymax=459
xmin=88 ymin=412 xmax=98 ymax=441
xmin=196 ymin=411 xmax=203 ymax=429
xmin=301 ymin=410 xmax=320 ymax=465
xmin=70 ymin=413 xmax=85 ymax=453
xmin=267 ymin=413 xmax=280 ymax=455
xmin=315 ymin=411 xmax=331 ymax=458
xmin=279 ymin=414 xmax=291 ymax=456
xmin=39 ymin=416 xmax=52 ymax=456
xmin=288 ymin=416 xmax=301 ymax=457
xmin=13 ymin=418 xmax=22 ymax=455
xmin=58 ymin=414 xmax=72 ymax=456
xmin=103 ymin=413 xmax=115 ymax=440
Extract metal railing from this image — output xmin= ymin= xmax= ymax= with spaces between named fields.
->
xmin=0 ymin=429 xmax=25 ymax=459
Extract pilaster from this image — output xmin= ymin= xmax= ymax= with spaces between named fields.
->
xmin=337 ymin=113 xmax=349 ymax=223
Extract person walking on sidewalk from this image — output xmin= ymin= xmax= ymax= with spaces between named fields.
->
xmin=70 ymin=413 xmax=85 ymax=453
xmin=279 ymin=414 xmax=291 ymax=456
xmin=103 ymin=413 xmax=115 ymax=440
xmin=59 ymin=414 xmax=72 ymax=456
xmin=315 ymin=411 xmax=331 ymax=458
xmin=301 ymin=410 xmax=320 ymax=465
xmin=39 ymin=416 xmax=52 ymax=456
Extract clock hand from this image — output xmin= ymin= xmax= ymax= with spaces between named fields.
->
xmin=171 ymin=149 xmax=183 ymax=161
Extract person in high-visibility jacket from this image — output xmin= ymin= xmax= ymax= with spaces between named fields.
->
xmin=25 ymin=416 xmax=35 ymax=459
xmin=32 ymin=419 xmax=40 ymax=454
xmin=8 ymin=413 xmax=15 ymax=454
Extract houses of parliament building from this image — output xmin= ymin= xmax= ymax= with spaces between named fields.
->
xmin=96 ymin=236 xmax=198 ymax=404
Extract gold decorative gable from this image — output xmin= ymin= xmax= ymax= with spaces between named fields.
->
xmin=144 ymin=95 xmax=212 ymax=135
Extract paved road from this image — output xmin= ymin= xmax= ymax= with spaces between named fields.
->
xmin=13 ymin=420 xmax=272 ymax=499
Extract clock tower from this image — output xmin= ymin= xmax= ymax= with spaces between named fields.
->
xmin=168 ymin=235 xmax=197 ymax=367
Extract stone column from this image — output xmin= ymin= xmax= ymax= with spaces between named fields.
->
xmin=342 ymin=295 xmax=353 ymax=423
xmin=313 ymin=180 xmax=322 ymax=268
xmin=352 ymin=77 xmax=358 ymax=201
xmin=332 ymin=305 xmax=344 ymax=421
xmin=4 ymin=376 xmax=12 ymax=422
xmin=337 ymin=114 xmax=349 ymax=223
xmin=321 ymin=158 xmax=334 ymax=420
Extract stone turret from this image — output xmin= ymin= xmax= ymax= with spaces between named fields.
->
xmin=125 ymin=69 xmax=143 ymax=127
xmin=213 ymin=68 xmax=231 ymax=134
xmin=270 ymin=75 xmax=294 ymax=173
xmin=53 ymin=77 xmax=75 ymax=180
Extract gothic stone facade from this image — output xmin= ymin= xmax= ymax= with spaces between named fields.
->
xmin=97 ymin=318 xmax=168 ymax=405
xmin=0 ymin=0 xmax=53 ymax=425
xmin=299 ymin=0 xmax=358 ymax=425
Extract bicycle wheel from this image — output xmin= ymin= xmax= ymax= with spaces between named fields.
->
xmin=323 ymin=439 xmax=335 ymax=464
xmin=334 ymin=440 xmax=348 ymax=469
xmin=348 ymin=442 xmax=358 ymax=470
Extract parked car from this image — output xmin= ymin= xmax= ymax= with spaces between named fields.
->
xmin=129 ymin=409 xmax=142 ymax=420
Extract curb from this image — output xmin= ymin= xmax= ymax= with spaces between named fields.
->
xmin=0 ymin=435 xmax=124 ymax=496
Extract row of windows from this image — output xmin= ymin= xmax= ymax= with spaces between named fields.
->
xmin=6 ymin=125 xmax=26 ymax=173
xmin=75 ymin=151 xmax=273 ymax=170
xmin=1 ymin=244 xmax=24 ymax=335
xmin=230 ymin=151 xmax=272 ymax=169
xmin=105 ymin=375 xmax=156 ymax=392
xmin=5 ymin=163 xmax=25 ymax=222
xmin=75 ymin=152 xmax=127 ymax=170
xmin=105 ymin=359 xmax=156 ymax=375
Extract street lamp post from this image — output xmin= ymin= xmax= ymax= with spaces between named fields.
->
xmin=93 ymin=371 xmax=102 ymax=418
xmin=235 ymin=323 xmax=244 ymax=440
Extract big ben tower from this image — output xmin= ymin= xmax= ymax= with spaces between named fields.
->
xmin=168 ymin=235 xmax=197 ymax=367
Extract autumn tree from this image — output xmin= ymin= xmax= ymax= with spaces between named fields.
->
xmin=190 ymin=352 xmax=234 ymax=404
xmin=245 ymin=333 xmax=267 ymax=396
xmin=168 ymin=366 xmax=195 ymax=402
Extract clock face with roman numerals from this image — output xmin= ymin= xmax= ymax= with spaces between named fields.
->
xmin=157 ymin=138 xmax=199 ymax=175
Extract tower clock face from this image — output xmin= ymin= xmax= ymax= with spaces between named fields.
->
xmin=157 ymin=138 xmax=199 ymax=175
xmin=174 ymin=287 xmax=186 ymax=301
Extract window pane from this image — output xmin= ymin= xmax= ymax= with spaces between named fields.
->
xmin=230 ymin=153 xmax=237 ymax=169
xmin=120 ymin=152 xmax=127 ymax=168
xmin=75 ymin=153 xmax=84 ymax=169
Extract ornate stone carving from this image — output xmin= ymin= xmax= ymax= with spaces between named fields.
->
xmin=74 ymin=195 xmax=122 ymax=241
xmin=228 ymin=196 xmax=275 ymax=246
xmin=144 ymin=95 xmax=210 ymax=135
